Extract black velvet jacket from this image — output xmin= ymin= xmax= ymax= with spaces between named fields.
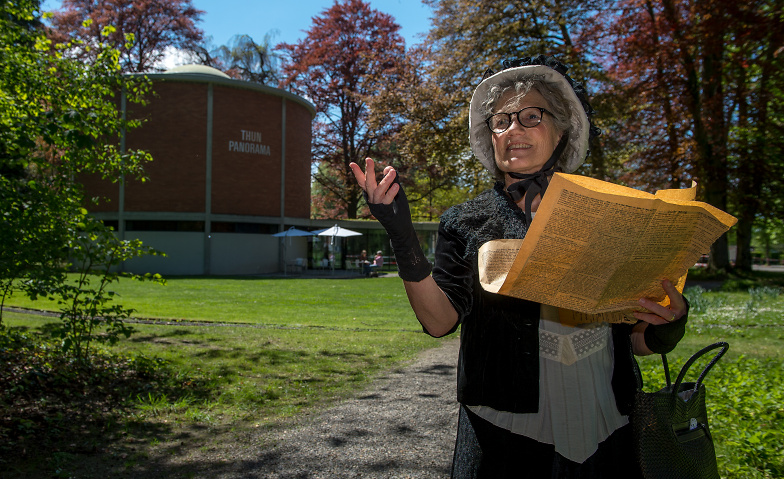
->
xmin=430 ymin=183 xmax=638 ymax=415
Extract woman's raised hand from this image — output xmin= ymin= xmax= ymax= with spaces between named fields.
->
xmin=349 ymin=158 xmax=400 ymax=205
xmin=348 ymin=158 xmax=432 ymax=283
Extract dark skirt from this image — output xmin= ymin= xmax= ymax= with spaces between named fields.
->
xmin=451 ymin=405 xmax=644 ymax=479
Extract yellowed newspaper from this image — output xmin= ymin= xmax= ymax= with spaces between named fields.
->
xmin=479 ymin=173 xmax=737 ymax=324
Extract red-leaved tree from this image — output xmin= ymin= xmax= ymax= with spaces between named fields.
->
xmin=595 ymin=0 xmax=784 ymax=272
xmin=48 ymin=0 xmax=204 ymax=73
xmin=277 ymin=0 xmax=409 ymax=219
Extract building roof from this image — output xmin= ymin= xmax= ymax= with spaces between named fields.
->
xmin=136 ymin=64 xmax=316 ymax=118
xmin=165 ymin=64 xmax=231 ymax=78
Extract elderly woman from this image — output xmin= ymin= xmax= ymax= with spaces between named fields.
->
xmin=350 ymin=56 xmax=688 ymax=478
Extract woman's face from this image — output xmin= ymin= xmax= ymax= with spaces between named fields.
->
xmin=491 ymin=89 xmax=562 ymax=177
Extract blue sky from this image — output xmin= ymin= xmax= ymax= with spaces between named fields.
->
xmin=41 ymin=0 xmax=435 ymax=49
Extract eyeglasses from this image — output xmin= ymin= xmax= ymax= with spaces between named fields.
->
xmin=485 ymin=107 xmax=550 ymax=133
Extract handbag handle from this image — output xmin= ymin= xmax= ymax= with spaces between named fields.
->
xmin=670 ymin=341 xmax=729 ymax=394
xmin=633 ymin=341 xmax=729 ymax=392
xmin=661 ymin=354 xmax=671 ymax=388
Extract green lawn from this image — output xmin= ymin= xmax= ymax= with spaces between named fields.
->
xmin=2 ymin=276 xmax=440 ymax=425
xmin=4 ymin=311 xmax=439 ymax=420
xmin=6 ymin=276 xmax=420 ymax=330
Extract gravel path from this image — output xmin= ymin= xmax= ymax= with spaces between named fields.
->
xmin=215 ymin=337 xmax=460 ymax=479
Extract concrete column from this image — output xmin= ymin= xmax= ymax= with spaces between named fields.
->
xmin=119 ymin=87 xmax=126 ymax=242
xmin=204 ymin=83 xmax=214 ymax=275
xmin=280 ymin=98 xmax=287 ymax=224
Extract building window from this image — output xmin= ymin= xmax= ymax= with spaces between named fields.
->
xmin=126 ymin=220 xmax=205 ymax=232
xmin=211 ymin=222 xmax=278 ymax=234
xmin=101 ymin=220 xmax=119 ymax=231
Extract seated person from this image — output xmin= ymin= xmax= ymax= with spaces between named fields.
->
xmin=359 ymin=250 xmax=371 ymax=275
xmin=369 ymin=251 xmax=384 ymax=277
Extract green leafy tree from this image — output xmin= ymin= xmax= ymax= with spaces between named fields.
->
xmin=210 ymin=33 xmax=280 ymax=85
xmin=0 ymin=0 xmax=161 ymax=355
xmin=728 ymin=14 xmax=784 ymax=271
xmin=39 ymin=212 xmax=162 ymax=360
xmin=753 ymin=217 xmax=784 ymax=265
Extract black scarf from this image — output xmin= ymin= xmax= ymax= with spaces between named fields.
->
xmin=505 ymin=134 xmax=569 ymax=225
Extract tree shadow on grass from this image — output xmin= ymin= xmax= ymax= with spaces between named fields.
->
xmin=129 ymin=327 xmax=193 ymax=343
xmin=195 ymin=346 xmax=313 ymax=364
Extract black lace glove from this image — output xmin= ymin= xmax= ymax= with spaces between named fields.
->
xmin=643 ymin=297 xmax=690 ymax=354
xmin=366 ymin=178 xmax=432 ymax=282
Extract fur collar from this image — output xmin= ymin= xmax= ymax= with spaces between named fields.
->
xmin=440 ymin=182 xmax=529 ymax=260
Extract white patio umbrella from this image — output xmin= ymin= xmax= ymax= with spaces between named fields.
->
xmin=315 ymin=225 xmax=362 ymax=273
xmin=314 ymin=224 xmax=362 ymax=238
xmin=272 ymin=227 xmax=315 ymax=274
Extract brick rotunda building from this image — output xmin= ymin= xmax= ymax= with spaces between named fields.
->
xmin=82 ymin=65 xmax=316 ymax=275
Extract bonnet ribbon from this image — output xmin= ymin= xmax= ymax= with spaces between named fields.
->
xmin=505 ymin=133 xmax=569 ymax=225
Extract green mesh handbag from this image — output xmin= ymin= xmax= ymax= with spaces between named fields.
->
xmin=632 ymin=341 xmax=729 ymax=479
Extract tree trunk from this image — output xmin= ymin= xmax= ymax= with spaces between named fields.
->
xmin=733 ymin=57 xmax=753 ymax=272
xmin=735 ymin=216 xmax=754 ymax=271
xmin=660 ymin=0 xmax=731 ymax=272
xmin=346 ymin=188 xmax=360 ymax=220
xmin=644 ymin=0 xmax=682 ymax=188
